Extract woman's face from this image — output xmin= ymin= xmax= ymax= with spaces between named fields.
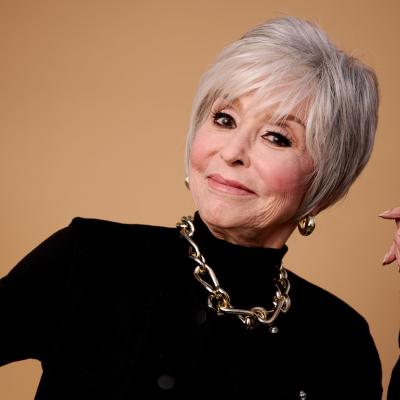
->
xmin=189 ymin=93 xmax=314 ymax=248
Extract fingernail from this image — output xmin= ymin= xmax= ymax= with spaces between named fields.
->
xmin=382 ymin=252 xmax=389 ymax=265
xmin=379 ymin=209 xmax=392 ymax=217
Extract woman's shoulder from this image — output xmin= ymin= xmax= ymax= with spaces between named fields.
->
xmin=68 ymin=216 xmax=177 ymax=247
xmin=69 ymin=216 xmax=175 ymax=233
xmin=63 ymin=217 xmax=188 ymax=279
xmin=287 ymin=270 xmax=369 ymax=329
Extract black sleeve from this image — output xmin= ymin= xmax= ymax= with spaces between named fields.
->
xmin=331 ymin=304 xmax=382 ymax=399
xmin=356 ymin=321 xmax=383 ymax=399
xmin=0 ymin=223 xmax=76 ymax=366
xmin=387 ymin=332 xmax=400 ymax=400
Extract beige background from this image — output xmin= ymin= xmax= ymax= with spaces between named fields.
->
xmin=0 ymin=0 xmax=399 ymax=398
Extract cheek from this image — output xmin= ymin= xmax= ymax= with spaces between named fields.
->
xmin=189 ymin=130 xmax=213 ymax=173
xmin=257 ymin=156 xmax=311 ymax=198
xmin=188 ymin=132 xmax=212 ymax=208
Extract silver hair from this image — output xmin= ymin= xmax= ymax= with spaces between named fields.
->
xmin=185 ymin=17 xmax=379 ymax=219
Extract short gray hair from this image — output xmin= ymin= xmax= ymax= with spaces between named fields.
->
xmin=185 ymin=17 xmax=379 ymax=219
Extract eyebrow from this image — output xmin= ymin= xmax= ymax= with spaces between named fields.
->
xmin=284 ymin=114 xmax=306 ymax=128
xmin=229 ymin=98 xmax=306 ymax=129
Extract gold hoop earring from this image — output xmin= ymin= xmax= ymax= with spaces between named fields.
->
xmin=298 ymin=215 xmax=315 ymax=236
xmin=184 ymin=176 xmax=190 ymax=190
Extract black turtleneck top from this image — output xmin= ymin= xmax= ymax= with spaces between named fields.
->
xmin=0 ymin=214 xmax=382 ymax=399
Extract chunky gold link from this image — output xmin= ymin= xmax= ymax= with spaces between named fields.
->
xmin=177 ymin=216 xmax=291 ymax=329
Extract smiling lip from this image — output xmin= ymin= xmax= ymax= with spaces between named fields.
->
xmin=207 ymin=174 xmax=255 ymax=195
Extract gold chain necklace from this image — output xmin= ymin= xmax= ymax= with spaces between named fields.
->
xmin=177 ymin=216 xmax=291 ymax=329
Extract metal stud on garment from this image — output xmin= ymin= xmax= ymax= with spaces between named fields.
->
xmin=297 ymin=215 xmax=315 ymax=236
xmin=157 ymin=374 xmax=175 ymax=390
xmin=269 ymin=326 xmax=279 ymax=334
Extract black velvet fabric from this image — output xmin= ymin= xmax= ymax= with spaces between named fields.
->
xmin=387 ymin=332 xmax=400 ymax=400
xmin=0 ymin=213 xmax=382 ymax=399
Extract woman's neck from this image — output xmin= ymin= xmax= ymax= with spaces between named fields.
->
xmin=202 ymin=220 xmax=296 ymax=249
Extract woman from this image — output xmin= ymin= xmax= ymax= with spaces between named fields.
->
xmin=0 ymin=17 xmax=382 ymax=399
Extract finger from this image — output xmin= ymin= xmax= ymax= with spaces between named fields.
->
xmin=383 ymin=231 xmax=400 ymax=266
xmin=379 ymin=207 xmax=400 ymax=220
xmin=396 ymin=244 xmax=400 ymax=269
xmin=383 ymin=252 xmax=396 ymax=265
xmin=382 ymin=242 xmax=396 ymax=265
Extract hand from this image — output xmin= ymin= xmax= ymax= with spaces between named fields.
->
xmin=379 ymin=207 xmax=400 ymax=268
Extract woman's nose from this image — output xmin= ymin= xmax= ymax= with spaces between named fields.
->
xmin=219 ymin=131 xmax=251 ymax=167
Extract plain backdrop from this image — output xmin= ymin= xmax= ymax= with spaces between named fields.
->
xmin=0 ymin=0 xmax=399 ymax=398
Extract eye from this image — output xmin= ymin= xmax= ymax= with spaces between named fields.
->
xmin=212 ymin=111 xmax=237 ymax=129
xmin=262 ymin=131 xmax=292 ymax=147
